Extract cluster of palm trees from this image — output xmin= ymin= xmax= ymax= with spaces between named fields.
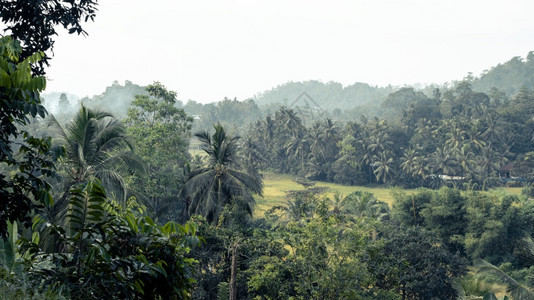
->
xmin=244 ymin=82 xmax=531 ymax=189
xmin=245 ymin=107 xmax=341 ymax=181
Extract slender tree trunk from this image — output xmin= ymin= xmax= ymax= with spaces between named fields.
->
xmin=412 ymin=195 xmax=416 ymax=223
xmin=230 ymin=241 xmax=239 ymax=300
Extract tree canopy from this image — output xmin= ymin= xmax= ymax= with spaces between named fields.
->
xmin=0 ymin=0 xmax=99 ymax=73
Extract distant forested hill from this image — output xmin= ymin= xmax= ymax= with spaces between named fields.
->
xmin=253 ymin=51 xmax=534 ymax=112
xmin=253 ymin=80 xmax=394 ymax=111
xmin=471 ymin=51 xmax=534 ymax=95
xmin=81 ymin=80 xmax=147 ymax=118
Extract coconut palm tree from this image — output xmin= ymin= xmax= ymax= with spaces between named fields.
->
xmin=470 ymin=237 xmax=534 ymax=299
xmin=400 ymin=147 xmax=419 ymax=175
xmin=321 ymin=118 xmax=339 ymax=154
xmin=466 ymin=125 xmax=486 ymax=152
xmin=456 ymin=146 xmax=476 ymax=177
xmin=50 ymin=105 xmax=144 ymax=201
xmin=482 ymin=112 xmax=503 ymax=145
xmin=179 ymin=124 xmax=263 ymax=224
xmin=428 ymin=146 xmax=456 ymax=176
xmin=345 ymin=191 xmax=390 ymax=221
xmin=411 ymin=155 xmax=429 ymax=178
xmin=372 ymin=150 xmax=396 ymax=184
xmin=329 ymin=192 xmax=349 ymax=219
xmin=286 ymin=132 xmax=309 ymax=174
xmin=44 ymin=106 xmax=144 ymax=252
xmin=445 ymin=126 xmax=468 ymax=150
xmin=308 ymin=122 xmax=326 ymax=160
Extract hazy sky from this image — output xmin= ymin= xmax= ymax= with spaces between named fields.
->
xmin=43 ymin=0 xmax=534 ymax=103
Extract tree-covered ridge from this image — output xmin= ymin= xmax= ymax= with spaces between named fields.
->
xmin=471 ymin=51 xmax=534 ymax=96
xmin=81 ymin=80 xmax=148 ymax=119
xmin=252 ymin=80 xmax=394 ymax=110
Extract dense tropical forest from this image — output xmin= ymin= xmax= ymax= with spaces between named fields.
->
xmin=2 ymin=2 xmax=534 ymax=300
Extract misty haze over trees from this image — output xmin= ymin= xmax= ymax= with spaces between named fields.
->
xmin=2 ymin=1 xmax=534 ymax=299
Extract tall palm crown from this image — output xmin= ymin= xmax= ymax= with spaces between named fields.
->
xmin=180 ymin=124 xmax=263 ymax=224
xmin=51 ymin=105 xmax=144 ymax=200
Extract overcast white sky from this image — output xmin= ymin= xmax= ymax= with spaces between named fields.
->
xmin=44 ymin=0 xmax=534 ymax=103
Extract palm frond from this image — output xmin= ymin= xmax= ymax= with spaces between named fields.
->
xmin=94 ymin=118 xmax=133 ymax=152
xmin=67 ymin=179 xmax=107 ymax=234
xmin=227 ymin=169 xmax=263 ymax=196
xmin=47 ymin=113 xmax=68 ymax=140
xmin=474 ymin=258 xmax=534 ymax=299
xmin=94 ymin=169 xmax=127 ymax=201
xmin=518 ymin=236 xmax=534 ymax=266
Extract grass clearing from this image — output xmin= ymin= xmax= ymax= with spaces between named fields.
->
xmin=254 ymin=172 xmax=410 ymax=217
xmin=253 ymin=172 xmax=526 ymax=218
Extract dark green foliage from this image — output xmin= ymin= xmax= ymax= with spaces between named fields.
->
xmin=29 ymin=180 xmax=199 ymax=299
xmin=420 ymin=187 xmax=468 ymax=253
xmin=465 ymin=194 xmax=525 ymax=265
xmin=187 ymin=216 xmax=228 ymax=299
xmin=248 ymin=217 xmax=380 ymax=299
xmin=371 ymin=225 xmax=468 ymax=299
xmin=392 ymin=188 xmax=432 ymax=226
xmin=523 ymin=185 xmax=534 ymax=198
xmin=393 ymin=187 xmax=534 ymax=277
xmin=0 ymin=36 xmax=54 ymax=237
xmin=244 ymin=107 xmax=342 ymax=181
xmin=241 ymin=79 xmax=534 ymax=190
xmin=0 ymin=0 xmax=98 ymax=74
xmin=125 ymin=82 xmax=193 ymax=220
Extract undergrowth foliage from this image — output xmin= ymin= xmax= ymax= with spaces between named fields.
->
xmin=20 ymin=179 xmax=201 ymax=299
xmin=0 ymin=35 xmax=54 ymax=238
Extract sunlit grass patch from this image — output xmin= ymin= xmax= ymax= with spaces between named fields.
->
xmin=254 ymin=172 xmax=407 ymax=218
xmin=253 ymin=172 xmax=526 ymax=218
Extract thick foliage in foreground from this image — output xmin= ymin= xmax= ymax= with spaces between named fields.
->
xmin=0 ymin=0 xmax=98 ymax=73
xmin=15 ymin=180 xmax=200 ymax=299
xmin=0 ymin=36 xmax=53 ymax=237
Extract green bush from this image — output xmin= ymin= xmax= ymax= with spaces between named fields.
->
xmin=22 ymin=180 xmax=200 ymax=299
xmin=522 ymin=186 xmax=534 ymax=198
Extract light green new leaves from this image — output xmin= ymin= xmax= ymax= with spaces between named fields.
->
xmin=0 ymin=36 xmax=45 ymax=91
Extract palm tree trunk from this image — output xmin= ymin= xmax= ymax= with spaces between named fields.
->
xmin=230 ymin=241 xmax=239 ymax=300
xmin=412 ymin=195 xmax=416 ymax=223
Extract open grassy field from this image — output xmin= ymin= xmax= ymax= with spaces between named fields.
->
xmin=254 ymin=172 xmax=410 ymax=217
xmin=254 ymin=172 xmax=525 ymax=218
